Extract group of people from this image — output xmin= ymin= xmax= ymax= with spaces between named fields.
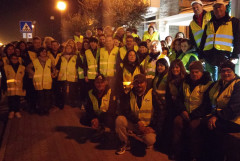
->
xmin=0 ymin=0 xmax=240 ymax=160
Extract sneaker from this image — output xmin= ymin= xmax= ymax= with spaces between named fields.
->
xmin=15 ymin=112 xmax=22 ymax=118
xmin=115 ymin=144 xmax=130 ymax=155
xmin=8 ymin=111 xmax=15 ymax=119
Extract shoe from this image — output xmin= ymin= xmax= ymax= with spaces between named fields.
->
xmin=15 ymin=112 xmax=22 ymax=118
xmin=115 ymin=143 xmax=130 ymax=155
xmin=8 ymin=111 xmax=15 ymax=119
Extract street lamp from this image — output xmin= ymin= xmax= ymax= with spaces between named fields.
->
xmin=56 ymin=1 xmax=67 ymax=43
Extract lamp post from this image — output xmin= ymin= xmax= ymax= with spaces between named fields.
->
xmin=50 ymin=16 xmax=55 ymax=37
xmin=56 ymin=1 xmax=67 ymax=43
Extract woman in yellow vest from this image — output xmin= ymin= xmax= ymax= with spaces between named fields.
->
xmin=27 ymin=47 xmax=56 ymax=115
xmin=80 ymin=74 xmax=117 ymax=134
xmin=116 ymin=50 xmax=144 ymax=96
xmin=168 ymin=38 xmax=183 ymax=63
xmin=205 ymin=60 xmax=240 ymax=161
xmin=1 ymin=54 xmax=26 ymax=119
xmin=142 ymin=26 xmax=159 ymax=41
xmin=56 ymin=44 xmax=78 ymax=109
xmin=171 ymin=61 xmax=212 ymax=161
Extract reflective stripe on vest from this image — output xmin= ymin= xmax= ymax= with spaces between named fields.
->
xmin=47 ymin=51 xmax=62 ymax=66
xmin=183 ymin=81 xmax=212 ymax=113
xmin=88 ymin=89 xmax=111 ymax=115
xmin=179 ymin=53 xmax=199 ymax=67
xmin=4 ymin=65 xmax=26 ymax=96
xmin=77 ymin=54 xmax=85 ymax=79
xmin=58 ymin=55 xmax=77 ymax=82
xmin=142 ymin=55 xmax=161 ymax=79
xmin=209 ymin=79 xmax=240 ymax=124
xmin=204 ymin=20 xmax=233 ymax=52
xmin=33 ymin=58 xmax=52 ymax=90
xmin=142 ymin=31 xmax=159 ymax=41
xmin=123 ymin=66 xmax=140 ymax=83
xmin=99 ymin=46 xmax=119 ymax=77
xmin=130 ymin=89 xmax=153 ymax=126
xmin=85 ymin=49 xmax=98 ymax=79
xmin=190 ymin=12 xmax=211 ymax=47
xmin=119 ymin=46 xmax=138 ymax=61
xmin=28 ymin=51 xmax=37 ymax=61
xmin=153 ymin=73 xmax=168 ymax=99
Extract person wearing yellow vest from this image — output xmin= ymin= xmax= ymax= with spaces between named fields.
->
xmin=116 ymin=74 xmax=163 ymax=155
xmin=27 ymin=47 xmax=56 ymax=115
xmin=203 ymin=60 xmax=240 ymax=161
xmin=56 ymin=44 xmax=78 ymax=109
xmin=137 ymin=41 xmax=149 ymax=64
xmin=2 ymin=43 xmax=16 ymax=66
xmin=142 ymin=26 xmax=160 ymax=41
xmin=168 ymin=38 xmax=183 ymax=63
xmin=98 ymin=36 xmax=119 ymax=93
xmin=80 ymin=74 xmax=117 ymax=138
xmin=116 ymin=50 xmax=144 ymax=97
xmin=199 ymin=1 xmax=240 ymax=81
xmin=179 ymin=39 xmax=199 ymax=72
xmin=27 ymin=36 xmax=42 ymax=64
xmin=189 ymin=0 xmax=212 ymax=49
xmin=1 ymin=54 xmax=26 ymax=119
xmin=171 ymin=61 xmax=212 ymax=161
xmin=141 ymin=40 xmax=164 ymax=89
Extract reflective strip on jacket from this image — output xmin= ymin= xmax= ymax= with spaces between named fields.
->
xmin=142 ymin=31 xmax=159 ymax=41
xmin=153 ymin=73 xmax=168 ymax=102
xmin=190 ymin=12 xmax=212 ymax=47
xmin=85 ymin=49 xmax=98 ymax=79
xmin=130 ymin=89 xmax=153 ymax=126
xmin=99 ymin=46 xmax=119 ymax=77
xmin=179 ymin=52 xmax=199 ymax=67
xmin=142 ymin=55 xmax=161 ymax=79
xmin=58 ymin=55 xmax=77 ymax=82
xmin=4 ymin=64 xmax=26 ymax=96
xmin=33 ymin=58 xmax=52 ymax=90
xmin=183 ymin=81 xmax=212 ymax=113
xmin=204 ymin=19 xmax=234 ymax=52
xmin=88 ymin=89 xmax=112 ymax=115
xmin=77 ymin=54 xmax=85 ymax=79
xmin=47 ymin=51 xmax=62 ymax=66
xmin=123 ymin=66 xmax=141 ymax=83
xmin=209 ymin=79 xmax=240 ymax=125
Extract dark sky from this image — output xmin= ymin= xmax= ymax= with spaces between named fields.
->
xmin=0 ymin=0 xmax=62 ymax=43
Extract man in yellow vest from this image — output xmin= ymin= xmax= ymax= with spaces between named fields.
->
xmin=1 ymin=54 xmax=26 ymax=119
xmin=205 ymin=60 xmax=240 ymax=161
xmin=189 ymin=0 xmax=212 ymax=49
xmin=80 ymin=74 xmax=117 ymax=140
xmin=171 ymin=61 xmax=212 ymax=161
xmin=115 ymin=74 xmax=162 ymax=155
xmin=199 ymin=0 xmax=240 ymax=81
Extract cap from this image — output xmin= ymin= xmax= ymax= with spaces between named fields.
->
xmin=213 ymin=0 xmax=225 ymax=7
xmin=220 ymin=60 xmax=235 ymax=73
xmin=189 ymin=61 xmax=204 ymax=72
xmin=133 ymin=74 xmax=147 ymax=84
xmin=191 ymin=0 xmax=203 ymax=6
xmin=95 ymin=74 xmax=106 ymax=82
xmin=139 ymin=41 xmax=148 ymax=48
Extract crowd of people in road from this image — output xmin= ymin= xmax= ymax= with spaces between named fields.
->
xmin=0 ymin=0 xmax=240 ymax=161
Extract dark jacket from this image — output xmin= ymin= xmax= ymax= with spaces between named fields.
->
xmin=176 ymin=71 xmax=212 ymax=119
xmin=199 ymin=14 xmax=240 ymax=66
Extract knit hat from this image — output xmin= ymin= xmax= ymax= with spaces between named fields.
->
xmin=139 ymin=41 xmax=148 ymax=49
xmin=191 ymin=0 xmax=203 ymax=6
xmin=213 ymin=0 xmax=225 ymax=7
xmin=89 ymin=37 xmax=98 ymax=43
xmin=189 ymin=61 xmax=204 ymax=72
xmin=133 ymin=74 xmax=147 ymax=84
xmin=95 ymin=74 xmax=106 ymax=82
xmin=220 ymin=60 xmax=235 ymax=73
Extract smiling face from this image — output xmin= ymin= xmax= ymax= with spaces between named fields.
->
xmin=192 ymin=3 xmax=203 ymax=16
xmin=181 ymin=41 xmax=191 ymax=53
xmin=157 ymin=63 xmax=166 ymax=74
xmin=172 ymin=64 xmax=181 ymax=76
xmin=220 ymin=68 xmax=235 ymax=82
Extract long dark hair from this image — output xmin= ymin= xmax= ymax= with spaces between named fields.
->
xmin=167 ymin=59 xmax=187 ymax=83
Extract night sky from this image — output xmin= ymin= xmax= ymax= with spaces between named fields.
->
xmin=0 ymin=0 xmax=62 ymax=44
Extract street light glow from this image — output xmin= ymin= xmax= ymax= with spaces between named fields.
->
xmin=57 ymin=1 xmax=66 ymax=11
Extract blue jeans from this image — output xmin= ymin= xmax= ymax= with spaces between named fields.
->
xmin=205 ymin=62 xmax=218 ymax=81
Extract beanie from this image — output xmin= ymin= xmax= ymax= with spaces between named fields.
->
xmin=220 ymin=60 xmax=235 ymax=73
xmin=189 ymin=61 xmax=204 ymax=72
xmin=139 ymin=41 xmax=148 ymax=49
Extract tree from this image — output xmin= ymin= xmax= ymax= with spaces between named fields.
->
xmin=64 ymin=0 xmax=149 ymax=35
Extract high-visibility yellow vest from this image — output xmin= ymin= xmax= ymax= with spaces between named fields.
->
xmin=58 ymin=55 xmax=77 ymax=82
xmin=99 ymin=46 xmax=119 ymax=77
xmin=47 ymin=51 xmax=61 ymax=66
xmin=183 ymin=81 xmax=212 ymax=113
xmin=85 ymin=49 xmax=98 ymax=79
xmin=2 ymin=57 xmax=23 ymax=66
xmin=209 ymin=79 xmax=240 ymax=125
xmin=190 ymin=12 xmax=212 ymax=47
xmin=4 ymin=64 xmax=26 ymax=96
xmin=141 ymin=55 xmax=161 ymax=79
xmin=119 ymin=46 xmax=139 ymax=61
xmin=123 ymin=66 xmax=140 ymax=83
xmin=142 ymin=31 xmax=159 ymax=41
xmin=32 ymin=58 xmax=52 ymax=90
xmin=204 ymin=18 xmax=234 ymax=52
xmin=168 ymin=49 xmax=176 ymax=63
xmin=178 ymin=52 xmax=199 ymax=67
xmin=28 ymin=51 xmax=37 ymax=61
xmin=88 ymin=89 xmax=112 ymax=115
xmin=153 ymin=73 xmax=168 ymax=100
xmin=77 ymin=54 xmax=85 ymax=79
xmin=74 ymin=35 xmax=84 ymax=43
xmin=130 ymin=89 xmax=153 ymax=126
xmin=168 ymin=81 xmax=179 ymax=100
